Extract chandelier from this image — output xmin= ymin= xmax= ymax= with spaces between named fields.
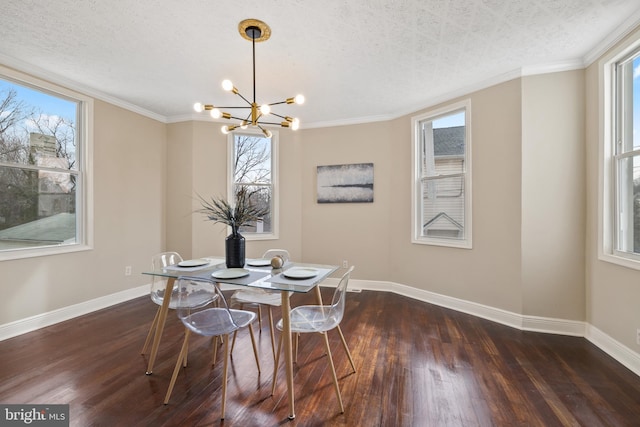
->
xmin=193 ymin=19 xmax=304 ymax=138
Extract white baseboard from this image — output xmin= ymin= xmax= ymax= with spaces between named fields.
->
xmin=0 ymin=284 xmax=149 ymax=341
xmin=586 ymin=324 xmax=640 ymax=377
xmin=2 ymin=278 xmax=639 ymax=378
xmin=323 ymin=278 xmax=640 ymax=377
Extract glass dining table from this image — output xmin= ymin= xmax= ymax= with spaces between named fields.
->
xmin=142 ymin=256 xmax=338 ymax=420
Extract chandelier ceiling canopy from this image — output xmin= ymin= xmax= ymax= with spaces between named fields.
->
xmin=193 ymin=19 xmax=304 ymax=138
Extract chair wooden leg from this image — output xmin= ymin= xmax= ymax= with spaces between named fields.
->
xmin=271 ymin=333 xmax=283 ymax=395
xmin=230 ymin=330 xmax=238 ymax=354
xmin=141 ymin=307 xmax=160 ymax=354
xmin=267 ymin=307 xmax=276 ymax=362
xmin=322 ymin=331 xmax=344 ymax=413
xmin=257 ymin=305 xmax=262 ymax=329
xmin=247 ymin=324 xmax=261 ymax=373
xmin=336 ymin=325 xmax=356 ymax=372
xmin=212 ymin=336 xmax=219 ymax=366
xmin=221 ymin=333 xmax=230 ymax=420
xmin=183 ymin=342 xmax=188 ymax=368
xmin=164 ymin=329 xmax=191 ymax=404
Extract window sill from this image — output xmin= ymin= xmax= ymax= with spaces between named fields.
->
xmin=412 ymin=237 xmax=472 ymax=249
xmin=0 ymin=243 xmax=92 ymax=262
xmin=598 ymin=251 xmax=640 ymax=271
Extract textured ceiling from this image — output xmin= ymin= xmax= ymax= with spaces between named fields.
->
xmin=1 ymin=0 xmax=640 ymax=128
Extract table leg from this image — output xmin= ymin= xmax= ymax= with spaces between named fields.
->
xmin=314 ymin=285 xmax=324 ymax=305
xmin=146 ymin=277 xmax=175 ymax=375
xmin=281 ymin=290 xmax=295 ymax=419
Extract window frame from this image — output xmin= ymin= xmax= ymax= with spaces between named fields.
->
xmin=411 ymin=99 xmax=472 ymax=249
xmin=598 ymin=33 xmax=640 ymax=270
xmin=600 ymin=33 xmax=640 ymax=269
xmin=226 ymin=129 xmax=279 ymax=241
xmin=0 ymin=65 xmax=93 ymax=261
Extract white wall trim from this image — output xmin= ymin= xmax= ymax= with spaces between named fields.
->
xmin=0 ymin=53 xmax=166 ymax=123
xmin=586 ymin=324 xmax=640 ymax=378
xmin=0 ymin=285 xmax=149 ymax=341
xmin=321 ymin=278 xmax=639 ymax=377
xmin=2 ymin=278 xmax=638 ymax=378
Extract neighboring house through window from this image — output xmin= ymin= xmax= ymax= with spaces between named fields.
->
xmin=0 ymin=66 xmax=92 ymax=260
xmin=228 ymin=131 xmax=278 ymax=239
xmin=412 ymin=99 xmax=472 ymax=248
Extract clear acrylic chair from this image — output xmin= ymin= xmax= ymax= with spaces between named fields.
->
xmin=164 ymin=276 xmax=261 ymax=420
xmin=271 ymin=266 xmax=356 ymax=413
xmin=230 ymin=249 xmax=291 ymax=361
xmin=141 ymin=252 xmax=206 ymax=354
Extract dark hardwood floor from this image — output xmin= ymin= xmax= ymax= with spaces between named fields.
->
xmin=1 ymin=288 xmax=639 ymax=426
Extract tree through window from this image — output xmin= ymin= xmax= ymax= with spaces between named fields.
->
xmin=0 ymin=74 xmax=85 ymax=254
xmin=229 ymin=132 xmax=277 ymax=236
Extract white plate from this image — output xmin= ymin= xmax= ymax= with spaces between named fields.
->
xmin=283 ymin=267 xmax=318 ymax=280
xmin=247 ymin=259 xmax=272 ymax=267
xmin=211 ymin=268 xmax=250 ymax=279
xmin=177 ymin=259 xmax=209 ymax=268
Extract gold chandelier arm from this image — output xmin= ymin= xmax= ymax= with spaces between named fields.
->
xmin=267 ymin=98 xmax=298 ymax=107
xmin=233 ymin=90 xmax=253 ymax=106
xmin=269 ymin=112 xmax=290 ymax=121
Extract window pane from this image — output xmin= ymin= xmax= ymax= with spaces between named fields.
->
xmin=632 ymin=55 xmax=640 ymax=151
xmin=418 ymin=109 xmax=467 ymax=242
xmin=232 ymin=133 xmax=273 ymax=235
xmin=234 ymin=134 xmax=271 ymax=184
xmin=0 ymin=80 xmax=78 ymax=170
xmin=0 ymin=76 xmax=80 ymax=253
xmin=0 ymin=166 xmax=76 ymax=250
xmin=616 ymin=155 xmax=640 ymax=253
xmin=421 ymin=175 xmax=465 ymax=239
xmin=236 ymin=184 xmax=272 ymax=233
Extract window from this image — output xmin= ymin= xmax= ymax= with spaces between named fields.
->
xmin=0 ymin=66 xmax=92 ymax=260
xmin=602 ymin=42 xmax=640 ymax=266
xmin=228 ymin=131 xmax=278 ymax=239
xmin=412 ymin=100 xmax=471 ymax=248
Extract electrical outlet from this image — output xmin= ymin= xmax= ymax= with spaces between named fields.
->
xmin=342 ymin=260 xmax=348 ymax=268
xmin=637 ymin=328 xmax=640 ymax=345
xmin=125 ymin=266 xmax=132 ymax=276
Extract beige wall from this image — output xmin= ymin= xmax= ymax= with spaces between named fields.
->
xmin=168 ymin=75 xmax=586 ymax=321
xmin=166 ymin=121 xmax=194 ymax=258
xmin=392 ymin=81 xmax=525 ymax=313
xmin=0 ymin=100 xmax=166 ymax=324
xmin=296 ymin=81 xmax=526 ymax=314
xmin=300 ymin=122 xmax=393 ymax=277
xmin=585 ymin=25 xmax=640 ymax=351
xmin=521 ymin=70 xmax=586 ymax=320
xmin=167 ymin=121 xmax=304 ymax=261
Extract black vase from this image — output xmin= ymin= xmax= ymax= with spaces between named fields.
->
xmin=225 ymin=230 xmax=245 ymax=268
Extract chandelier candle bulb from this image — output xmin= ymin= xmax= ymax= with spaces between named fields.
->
xmin=222 ymin=80 xmax=234 ymax=91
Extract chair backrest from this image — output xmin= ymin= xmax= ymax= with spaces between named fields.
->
xmin=175 ymin=276 xmax=238 ymax=336
xmin=152 ymin=252 xmax=183 ymax=270
xmin=328 ymin=266 xmax=355 ymax=325
xmin=150 ymin=252 xmax=183 ymax=305
xmin=262 ymin=249 xmax=291 ymax=262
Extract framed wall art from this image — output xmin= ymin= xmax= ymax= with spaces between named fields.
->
xmin=316 ymin=163 xmax=374 ymax=203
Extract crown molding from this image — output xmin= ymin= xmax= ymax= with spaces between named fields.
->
xmin=583 ymin=9 xmax=640 ymax=66
xmin=0 ymin=53 xmax=166 ymax=123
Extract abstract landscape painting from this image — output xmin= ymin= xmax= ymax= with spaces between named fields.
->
xmin=317 ymin=163 xmax=374 ymax=203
